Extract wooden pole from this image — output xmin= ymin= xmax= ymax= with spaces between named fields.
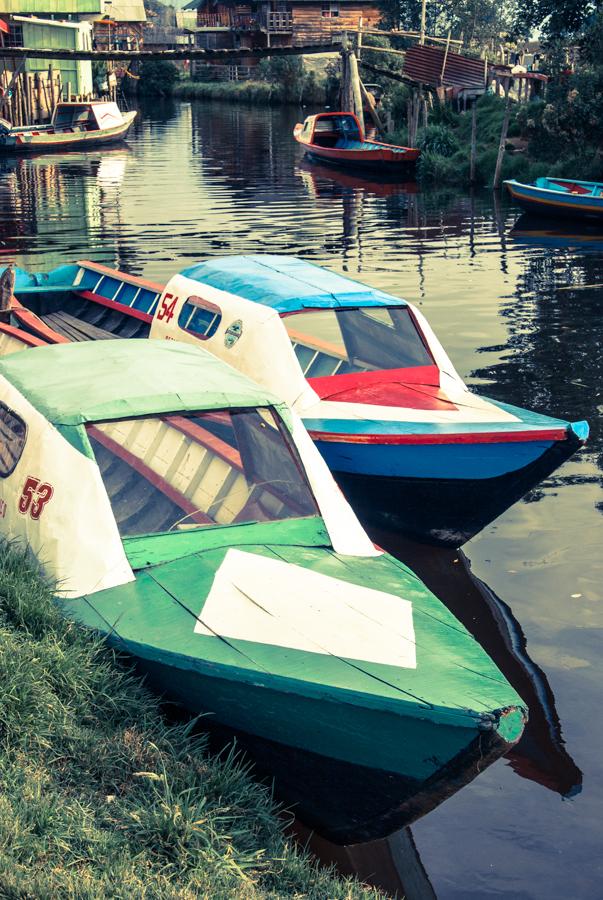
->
xmin=357 ymin=16 xmax=363 ymax=61
xmin=493 ymin=79 xmax=511 ymax=189
xmin=420 ymin=0 xmax=426 ymax=44
xmin=440 ymin=29 xmax=451 ymax=84
xmin=359 ymin=79 xmax=386 ymax=136
xmin=349 ymin=50 xmax=365 ymax=135
xmin=48 ymin=64 xmax=55 ymax=109
xmin=469 ymin=98 xmax=477 ymax=183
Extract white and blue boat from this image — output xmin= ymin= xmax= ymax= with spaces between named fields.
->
xmin=505 ymin=177 xmax=603 ymax=223
xmin=1 ymin=255 xmax=589 ymax=546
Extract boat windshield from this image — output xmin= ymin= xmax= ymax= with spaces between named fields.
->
xmin=282 ymin=307 xmax=434 ymax=378
xmin=86 ymin=407 xmax=319 ymax=537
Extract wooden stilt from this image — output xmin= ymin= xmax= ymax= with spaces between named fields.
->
xmin=359 ymin=78 xmax=385 ymax=136
xmin=493 ymin=78 xmax=511 ymax=189
xmin=349 ymin=50 xmax=365 ymax=135
xmin=469 ymin=99 xmax=477 ymax=183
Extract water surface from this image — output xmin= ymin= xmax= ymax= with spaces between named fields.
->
xmin=1 ymin=98 xmax=602 ymax=899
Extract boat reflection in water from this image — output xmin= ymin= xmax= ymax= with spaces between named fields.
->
xmin=371 ymin=530 xmax=582 ymax=800
xmin=198 ymin=530 xmax=580 ymax=882
xmin=509 ymin=213 xmax=603 ymax=250
xmin=297 ymin=157 xmax=419 ymax=199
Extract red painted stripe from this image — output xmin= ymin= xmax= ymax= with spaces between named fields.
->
xmin=0 ymin=321 xmax=47 ymax=347
xmin=76 ymin=260 xmax=165 ymax=293
xmin=11 ymin=307 xmax=69 ymax=344
xmin=88 ymin=425 xmax=213 ymax=525
xmin=75 ymin=290 xmax=154 ymax=323
xmin=167 ymin=415 xmax=243 ymax=469
xmin=308 ymin=428 xmax=568 ymax=445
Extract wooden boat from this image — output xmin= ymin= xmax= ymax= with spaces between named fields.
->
xmin=0 ymin=339 xmax=526 ymax=839
xmin=0 ymin=101 xmax=136 ymax=153
xmin=505 ymin=177 xmax=603 ymax=223
xmin=294 ymin=112 xmax=419 ymax=171
xmin=0 ymin=256 xmax=589 ymax=546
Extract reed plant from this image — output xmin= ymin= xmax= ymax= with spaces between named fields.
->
xmin=0 ymin=541 xmax=378 ymax=898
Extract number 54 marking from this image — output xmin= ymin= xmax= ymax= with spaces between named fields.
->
xmin=157 ymin=293 xmax=178 ymax=323
xmin=18 ymin=476 xmax=53 ymax=520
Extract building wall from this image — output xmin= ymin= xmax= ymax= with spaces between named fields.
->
xmin=0 ymin=0 xmax=101 ymax=13
xmin=19 ymin=18 xmax=93 ymax=96
xmin=291 ymin=2 xmax=380 ymax=43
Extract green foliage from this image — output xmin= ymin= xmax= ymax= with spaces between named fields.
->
xmin=416 ymin=124 xmax=459 ymax=157
xmin=138 ymin=61 xmax=181 ymax=96
xmin=0 ymin=542 xmax=378 ymax=898
xmin=175 ymin=80 xmax=275 ymax=105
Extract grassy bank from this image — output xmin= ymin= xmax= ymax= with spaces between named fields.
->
xmin=385 ymin=92 xmax=603 ymax=188
xmin=174 ymin=80 xmax=276 ymax=106
xmin=0 ymin=542 xmax=377 ymax=898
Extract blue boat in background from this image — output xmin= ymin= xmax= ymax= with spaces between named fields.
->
xmin=505 ymin=177 xmax=603 ymax=223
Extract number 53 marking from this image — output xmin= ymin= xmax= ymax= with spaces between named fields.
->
xmin=18 ymin=476 xmax=53 ymax=520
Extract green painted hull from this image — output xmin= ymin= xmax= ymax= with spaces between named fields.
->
xmin=60 ymin=522 xmax=526 ymax=790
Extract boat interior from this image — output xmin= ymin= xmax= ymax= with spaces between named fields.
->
xmin=538 ymin=177 xmax=603 ymax=197
xmin=310 ymin=114 xmax=362 ymax=148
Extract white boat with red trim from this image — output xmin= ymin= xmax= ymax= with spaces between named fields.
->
xmin=0 ymin=101 xmax=136 ymax=153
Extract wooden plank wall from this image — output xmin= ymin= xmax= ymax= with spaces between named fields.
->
xmin=0 ymin=68 xmax=64 ymax=126
xmin=291 ymin=3 xmax=380 ymax=44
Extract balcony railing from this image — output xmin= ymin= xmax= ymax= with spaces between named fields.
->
xmin=196 ymin=11 xmax=293 ymax=32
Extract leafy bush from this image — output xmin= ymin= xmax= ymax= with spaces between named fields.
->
xmin=138 ymin=61 xmax=181 ymax=96
xmin=416 ymin=124 xmax=459 ymax=157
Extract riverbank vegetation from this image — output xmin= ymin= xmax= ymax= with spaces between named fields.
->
xmin=0 ymin=542 xmax=377 ymax=898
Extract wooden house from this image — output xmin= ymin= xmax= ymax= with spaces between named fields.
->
xmin=186 ymin=0 xmax=380 ymax=54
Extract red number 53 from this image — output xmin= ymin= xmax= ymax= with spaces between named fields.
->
xmin=18 ymin=476 xmax=53 ymax=520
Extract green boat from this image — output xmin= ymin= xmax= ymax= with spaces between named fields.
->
xmin=0 ymin=339 xmax=527 ymax=840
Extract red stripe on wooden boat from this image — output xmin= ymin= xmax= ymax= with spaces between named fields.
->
xmin=308 ymin=428 xmax=568 ymax=445
xmin=0 ymin=321 xmax=47 ymax=347
xmin=88 ymin=425 xmax=213 ymax=525
xmin=75 ymin=289 xmax=154 ymax=323
xmin=11 ymin=307 xmax=69 ymax=344
xmin=167 ymin=415 xmax=243 ymax=469
xmin=76 ymin=260 xmax=165 ymax=292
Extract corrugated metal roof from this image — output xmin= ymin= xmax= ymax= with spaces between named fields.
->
xmin=403 ymin=44 xmax=486 ymax=89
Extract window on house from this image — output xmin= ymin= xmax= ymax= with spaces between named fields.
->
xmin=0 ymin=402 xmax=27 ymax=477
xmin=322 ymin=1 xmax=339 ymax=16
xmin=8 ymin=23 xmax=23 ymax=48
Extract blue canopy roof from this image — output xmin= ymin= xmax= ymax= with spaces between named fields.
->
xmin=180 ymin=255 xmax=408 ymax=313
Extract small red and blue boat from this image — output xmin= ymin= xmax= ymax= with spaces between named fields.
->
xmin=1 ymin=256 xmax=588 ymax=547
xmin=294 ymin=112 xmax=419 ymax=171
xmin=505 ymin=177 xmax=603 ymax=223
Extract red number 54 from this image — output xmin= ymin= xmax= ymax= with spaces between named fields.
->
xmin=18 ymin=476 xmax=53 ymax=520
xmin=157 ymin=293 xmax=178 ymax=323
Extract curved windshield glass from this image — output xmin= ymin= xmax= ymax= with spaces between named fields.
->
xmin=86 ymin=407 xmax=319 ymax=537
xmin=283 ymin=307 xmax=434 ymax=378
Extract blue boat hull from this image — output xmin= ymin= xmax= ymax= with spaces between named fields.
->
xmin=506 ymin=180 xmax=603 ymax=223
xmin=315 ymin=430 xmax=584 ymax=546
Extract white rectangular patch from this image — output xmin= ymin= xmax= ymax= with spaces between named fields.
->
xmin=195 ymin=548 xmax=416 ymax=669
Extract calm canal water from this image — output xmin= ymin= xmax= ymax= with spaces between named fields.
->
xmin=1 ymin=98 xmax=602 ymax=899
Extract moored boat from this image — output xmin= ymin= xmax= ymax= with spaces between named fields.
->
xmin=505 ymin=177 xmax=603 ymax=223
xmin=0 ymin=339 xmax=526 ymax=840
xmin=0 ymin=255 xmax=589 ymax=546
xmin=294 ymin=112 xmax=419 ymax=171
xmin=0 ymin=101 xmax=136 ymax=153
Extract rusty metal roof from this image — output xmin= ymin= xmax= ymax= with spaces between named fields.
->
xmin=403 ymin=44 xmax=487 ymax=89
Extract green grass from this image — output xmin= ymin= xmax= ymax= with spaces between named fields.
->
xmin=0 ymin=542 xmax=379 ymax=899
xmin=173 ymin=80 xmax=278 ymax=105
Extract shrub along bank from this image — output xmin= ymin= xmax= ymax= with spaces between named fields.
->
xmin=0 ymin=542 xmax=378 ymax=898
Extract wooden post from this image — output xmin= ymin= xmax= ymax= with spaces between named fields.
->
xmin=357 ymin=16 xmax=363 ymax=61
xmin=66 ymin=80 xmax=72 ymax=102
xmin=349 ymin=50 xmax=365 ymax=135
xmin=420 ymin=0 xmax=426 ymax=44
xmin=469 ymin=98 xmax=477 ymax=183
xmin=48 ymin=64 xmax=55 ymax=109
xmin=35 ymin=73 xmax=42 ymax=123
xmin=493 ymin=78 xmax=511 ymax=189
xmin=360 ymin=78 xmax=386 ymax=136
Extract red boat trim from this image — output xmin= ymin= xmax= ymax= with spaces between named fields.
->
xmin=166 ymin=415 xmax=243 ymax=469
xmin=75 ymin=289 xmax=154 ymax=323
xmin=88 ymin=425 xmax=213 ymax=525
xmin=0 ymin=321 xmax=48 ymax=347
xmin=308 ymin=428 xmax=568 ymax=445
xmin=11 ymin=307 xmax=69 ymax=344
